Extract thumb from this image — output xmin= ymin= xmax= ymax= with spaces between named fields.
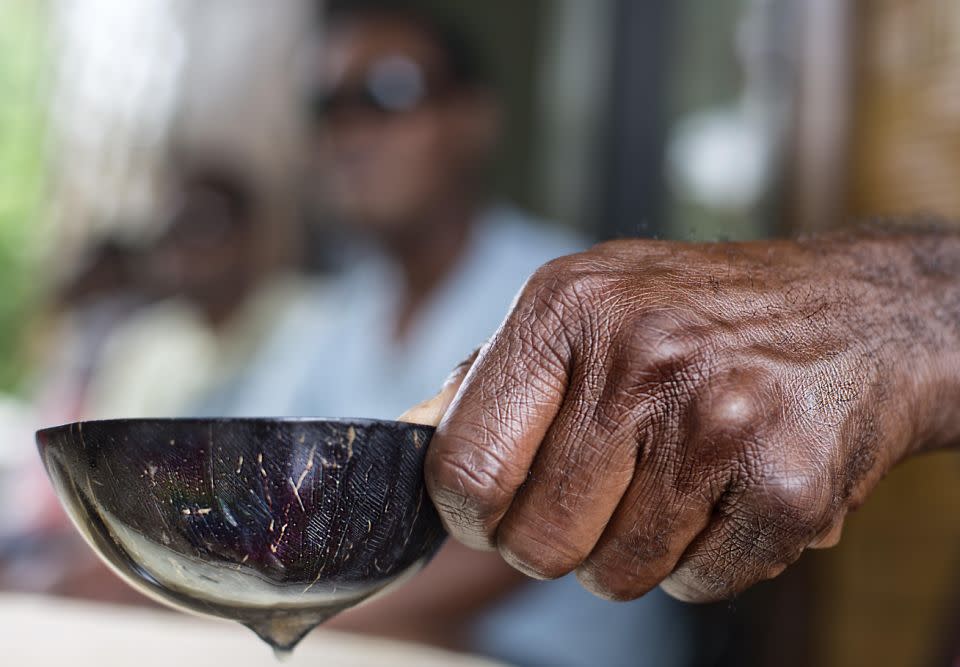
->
xmin=397 ymin=348 xmax=480 ymax=426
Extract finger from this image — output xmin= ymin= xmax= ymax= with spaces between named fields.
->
xmin=494 ymin=355 xmax=637 ymax=579
xmin=499 ymin=310 xmax=722 ymax=585
xmin=493 ymin=324 xmax=680 ymax=580
xmin=659 ymin=477 xmax=823 ymax=603
xmin=576 ymin=468 xmax=717 ymax=600
xmin=425 ymin=279 xmax=573 ymax=550
xmin=574 ymin=396 xmax=714 ymax=600
xmin=645 ymin=368 xmax=824 ymax=603
xmin=398 ymin=350 xmax=480 ymax=426
xmin=561 ymin=315 xmax=717 ymax=597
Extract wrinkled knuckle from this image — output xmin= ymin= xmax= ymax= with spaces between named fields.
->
xmin=608 ymin=526 xmax=672 ymax=569
xmin=520 ymin=256 xmax=619 ymax=343
xmin=666 ymin=524 xmax=778 ymax=602
xmin=628 ymin=312 xmax=704 ymax=369
xmin=516 ymin=260 xmax=588 ymax=332
xmin=531 ymin=251 xmax=609 ymax=300
xmin=577 ymin=562 xmax=647 ymax=601
xmin=711 ymin=479 xmax=823 ymax=579
xmin=678 ymin=528 xmax=789 ymax=600
xmin=604 ymin=313 xmax=703 ymax=406
xmin=577 ymin=542 xmax=670 ymax=601
xmin=498 ymin=518 xmax=585 ymax=580
xmin=613 ymin=310 xmax=698 ymax=368
xmin=697 ymin=372 xmax=781 ymax=442
xmin=535 ymin=253 xmax=581 ymax=278
xmin=645 ymin=333 xmax=702 ymax=375
xmin=701 ymin=389 xmax=765 ymax=437
xmin=755 ymin=470 xmax=828 ymax=534
xmin=723 ymin=511 xmax=784 ymax=567
xmin=555 ymin=270 xmax=614 ymax=313
xmin=426 ymin=444 xmax=508 ymax=528
xmin=524 ymin=255 xmax=584 ymax=298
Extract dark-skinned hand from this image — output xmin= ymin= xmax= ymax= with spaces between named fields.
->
xmin=408 ymin=229 xmax=960 ymax=603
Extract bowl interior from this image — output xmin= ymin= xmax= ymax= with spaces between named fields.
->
xmin=36 ymin=418 xmax=444 ymax=650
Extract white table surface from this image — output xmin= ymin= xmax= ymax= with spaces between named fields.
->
xmin=0 ymin=593 xmax=505 ymax=667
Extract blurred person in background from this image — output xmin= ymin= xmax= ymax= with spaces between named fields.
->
xmin=207 ymin=3 xmax=693 ymax=665
xmin=82 ymin=162 xmax=304 ymax=419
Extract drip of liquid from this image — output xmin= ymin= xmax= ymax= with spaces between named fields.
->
xmin=244 ymin=609 xmax=343 ymax=654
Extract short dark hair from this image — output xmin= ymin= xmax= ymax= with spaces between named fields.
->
xmin=322 ymin=0 xmax=491 ymax=89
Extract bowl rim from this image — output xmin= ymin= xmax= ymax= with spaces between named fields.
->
xmin=36 ymin=417 xmax=435 ymax=439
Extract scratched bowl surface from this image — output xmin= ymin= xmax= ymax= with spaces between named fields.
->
xmin=36 ymin=418 xmax=444 ymax=649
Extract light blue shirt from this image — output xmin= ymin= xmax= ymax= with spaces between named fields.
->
xmin=216 ymin=206 xmax=584 ymax=418
xmin=206 ymin=206 xmax=693 ymax=666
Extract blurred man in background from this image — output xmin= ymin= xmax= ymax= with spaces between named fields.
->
xmin=208 ymin=3 xmax=693 ymax=665
xmin=82 ymin=163 xmax=302 ymax=419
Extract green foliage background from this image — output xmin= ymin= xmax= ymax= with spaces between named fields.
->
xmin=0 ymin=0 xmax=47 ymax=392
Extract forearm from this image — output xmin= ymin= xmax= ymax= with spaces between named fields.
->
xmin=822 ymin=224 xmax=960 ymax=454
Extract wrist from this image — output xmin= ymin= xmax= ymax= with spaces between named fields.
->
xmin=868 ymin=229 xmax=960 ymax=454
xmin=911 ymin=330 xmax=960 ymax=453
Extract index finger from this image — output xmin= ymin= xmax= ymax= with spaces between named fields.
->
xmin=425 ymin=276 xmax=573 ymax=550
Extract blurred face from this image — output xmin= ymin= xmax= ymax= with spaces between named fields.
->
xmin=310 ymin=18 xmax=497 ymax=236
xmin=149 ymin=186 xmax=256 ymax=310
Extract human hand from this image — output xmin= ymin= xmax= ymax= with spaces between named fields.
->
xmin=423 ymin=232 xmax=960 ymax=602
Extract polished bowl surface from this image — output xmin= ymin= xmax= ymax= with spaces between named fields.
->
xmin=36 ymin=417 xmax=444 ymax=649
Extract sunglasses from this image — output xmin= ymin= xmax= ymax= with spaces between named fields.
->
xmin=309 ymin=55 xmax=450 ymax=122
